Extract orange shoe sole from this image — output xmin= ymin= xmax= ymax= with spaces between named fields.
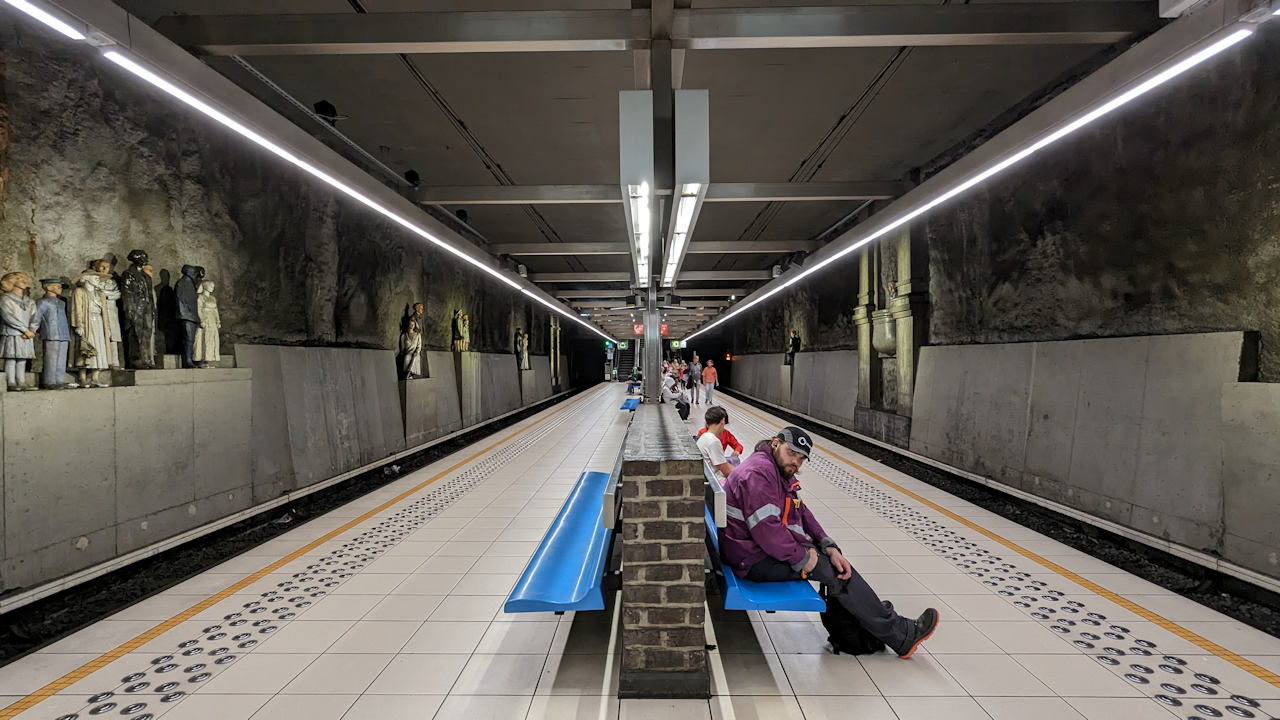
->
xmin=898 ymin=613 xmax=940 ymax=659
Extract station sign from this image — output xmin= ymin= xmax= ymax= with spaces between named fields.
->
xmin=618 ymin=341 xmax=629 ymax=349
xmin=632 ymin=323 xmax=644 ymax=336
xmin=659 ymin=323 xmax=668 ymax=336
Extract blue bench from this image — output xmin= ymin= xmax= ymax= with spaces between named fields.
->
xmin=504 ymin=470 xmax=617 ymax=613
xmin=705 ymin=507 xmax=825 ymax=613
xmin=620 ymin=397 xmax=640 ymax=411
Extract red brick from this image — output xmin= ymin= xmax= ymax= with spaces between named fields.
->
xmin=642 ymin=521 xmax=682 ymax=540
xmin=642 ymin=565 xmax=683 ymax=582
xmin=622 ymin=565 xmax=642 ymax=582
xmin=624 ymin=544 xmax=661 ymax=562
xmin=688 ymin=606 xmax=705 ymax=624
xmin=622 ymin=648 xmax=646 ymax=670
xmin=625 ymin=460 xmax=661 ymax=476
xmin=625 ymin=502 xmax=661 ymax=519
xmin=624 ymin=584 xmax=663 ymax=604
xmin=666 ymin=585 xmax=705 ymax=604
xmin=643 ymin=479 xmax=685 ymax=497
xmin=646 ymin=607 xmax=687 ymax=625
xmin=665 ymin=544 xmax=707 ymax=561
xmin=662 ymin=628 xmax=706 ymax=648
xmin=666 ymin=500 xmax=704 ymax=519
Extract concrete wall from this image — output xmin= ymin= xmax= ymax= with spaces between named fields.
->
xmin=237 ymin=345 xmax=405 ymax=501
xmin=790 ymin=350 xmax=860 ymax=428
xmin=0 ymin=370 xmax=253 ymax=592
xmin=401 ymin=351 xmax=465 ymax=447
xmin=520 ymin=355 xmax=554 ymax=407
xmin=909 ymin=331 xmax=1280 ymax=577
xmin=727 ymin=354 xmax=792 ymax=408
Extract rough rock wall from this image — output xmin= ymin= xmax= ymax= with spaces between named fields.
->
xmin=928 ymin=26 xmax=1280 ymax=381
xmin=729 ymin=265 xmax=860 ymax=353
xmin=0 ymin=22 xmax=557 ymax=356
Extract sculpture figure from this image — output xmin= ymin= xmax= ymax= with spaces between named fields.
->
xmin=1 ymin=272 xmax=39 ymax=391
xmin=460 ymin=313 xmax=470 ymax=352
xmin=70 ymin=263 xmax=119 ymax=386
xmin=193 ymin=280 xmax=221 ymax=368
xmin=174 ymin=264 xmax=200 ymax=368
xmin=36 ymin=278 xmax=75 ymax=388
xmin=121 ymin=249 xmax=158 ymax=369
xmin=450 ymin=309 xmax=463 ymax=352
xmin=514 ymin=328 xmax=529 ymax=371
xmin=785 ymin=329 xmax=801 ymax=366
xmin=399 ymin=318 xmax=423 ymax=379
xmin=82 ymin=259 xmax=124 ymax=369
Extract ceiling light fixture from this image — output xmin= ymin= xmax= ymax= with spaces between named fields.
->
xmin=100 ymin=50 xmax=615 ymax=343
xmin=685 ymin=27 xmax=1255 ymax=341
xmin=662 ymin=182 xmax=703 ymax=286
xmin=3 ymin=0 xmax=85 ymax=39
xmin=629 ymin=181 xmax=652 ymax=287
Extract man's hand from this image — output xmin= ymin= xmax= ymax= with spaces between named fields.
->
xmin=825 ymin=547 xmax=853 ymax=580
xmin=801 ymin=547 xmax=818 ymax=574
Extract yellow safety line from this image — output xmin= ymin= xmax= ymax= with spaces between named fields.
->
xmin=728 ymin=399 xmax=1280 ymax=690
xmin=0 ymin=386 xmax=605 ymax=718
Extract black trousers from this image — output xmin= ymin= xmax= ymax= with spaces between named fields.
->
xmin=747 ymin=553 xmax=912 ymax=653
xmin=180 ymin=320 xmax=198 ymax=368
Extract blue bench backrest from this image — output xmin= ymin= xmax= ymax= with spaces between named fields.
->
xmin=705 ymin=508 xmax=825 ymax=613
xmin=505 ymin=470 xmax=615 ymax=613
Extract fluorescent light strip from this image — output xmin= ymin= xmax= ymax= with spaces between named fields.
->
xmin=102 ymin=50 xmax=613 ymax=343
xmin=662 ymin=184 xmax=701 ymax=286
xmin=685 ymin=28 xmax=1254 ymax=341
xmin=3 ymin=0 xmax=85 ymax=39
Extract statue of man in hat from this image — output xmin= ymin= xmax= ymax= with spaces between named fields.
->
xmin=121 ymin=249 xmax=158 ymax=369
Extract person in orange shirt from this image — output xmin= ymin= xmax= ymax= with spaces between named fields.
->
xmin=702 ymin=358 xmax=719 ymax=404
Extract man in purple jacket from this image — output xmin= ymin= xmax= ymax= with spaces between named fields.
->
xmin=721 ymin=426 xmax=939 ymax=658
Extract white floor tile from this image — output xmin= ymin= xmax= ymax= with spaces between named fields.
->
xmin=972 ymin=621 xmax=1078 ymax=654
xmin=1013 ymin=653 xmax=1144 ymax=697
xmin=328 ymin=621 xmax=420 ymax=653
xmin=976 ymin=696 xmax=1087 ymax=720
xmin=709 ymin=695 xmax=806 ymax=720
xmin=151 ymin=693 xmax=271 ymax=720
xmin=430 ymin=594 xmax=505 ymax=621
xmin=364 ymin=594 xmax=446 ymax=622
xmin=1064 ymin=697 xmax=1180 ymax=720
xmin=887 ymin=696 xmax=995 ymax=720
xmin=198 ymin=653 xmax=317 ymax=694
xmin=450 ymin=653 xmax=546 ymax=695
xmin=933 ymin=653 xmax=1054 ymax=696
xmin=538 ymin=652 xmax=620 ymax=696
xmin=434 ymin=694 xmax=534 ymax=719
xmin=256 ymin=619 xmax=355 ymax=653
xmin=365 ymin=653 xmax=469 ymax=694
xmin=475 ymin=621 xmax=559 ymax=654
xmin=526 ymin=695 xmax=619 ymax=720
xmin=340 ymin=693 xmax=445 ymax=719
xmin=794 ymin=695 xmax=898 ymax=720
xmin=250 ymin=692 xmax=356 ymax=718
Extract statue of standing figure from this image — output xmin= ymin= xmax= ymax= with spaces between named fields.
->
xmin=121 ymin=249 xmax=158 ymax=369
xmin=69 ymin=263 xmax=117 ymax=388
xmin=88 ymin=259 xmax=124 ymax=369
xmin=450 ymin=309 xmax=463 ymax=352
xmin=514 ymin=328 xmax=529 ymax=371
xmin=36 ymin=278 xmax=75 ymax=389
xmin=174 ymin=264 xmax=200 ymax=368
xmin=460 ymin=313 xmax=470 ymax=351
xmin=193 ymin=280 xmax=221 ymax=368
xmin=1 ymin=272 xmax=39 ymax=391
xmin=399 ymin=318 xmax=423 ymax=379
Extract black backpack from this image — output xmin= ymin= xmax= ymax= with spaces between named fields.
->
xmin=819 ymin=586 xmax=887 ymax=655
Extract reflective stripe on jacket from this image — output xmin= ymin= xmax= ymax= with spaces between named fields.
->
xmin=719 ymin=441 xmax=836 ymax=577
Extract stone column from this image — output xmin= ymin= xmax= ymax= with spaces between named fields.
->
xmin=619 ymin=404 xmax=708 ymax=699
xmin=890 ymin=221 xmax=929 ymax=416
xmin=854 ymin=246 xmax=881 ymax=408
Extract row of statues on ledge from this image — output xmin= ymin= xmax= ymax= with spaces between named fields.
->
xmin=395 ymin=304 xmax=530 ymax=380
xmin=0 ymin=250 xmax=221 ymax=391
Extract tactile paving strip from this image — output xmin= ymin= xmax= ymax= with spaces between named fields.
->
xmin=732 ymin=409 xmax=1276 ymax=720
xmin=49 ymin=392 xmax=605 ymax=720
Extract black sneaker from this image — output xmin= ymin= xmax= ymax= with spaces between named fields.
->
xmin=897 ymin=608 xmax=939 ymax=659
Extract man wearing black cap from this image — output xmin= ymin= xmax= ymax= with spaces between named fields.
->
xmin=719 ymin=425 xmax=939 ymax=658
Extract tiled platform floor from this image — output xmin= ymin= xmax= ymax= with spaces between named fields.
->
xmin=2 ymin=383 xmax=1278 ymax=720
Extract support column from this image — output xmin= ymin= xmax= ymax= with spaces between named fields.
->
xmin=643 ymin=286 xmax=662 ymax=399
xmin=853 ymin=246 xmax=881 ymax=409
xmin=619 ymin=404 xmax=708 ymax=699
xmin=891 ymin=220 xmax=929 ymax=416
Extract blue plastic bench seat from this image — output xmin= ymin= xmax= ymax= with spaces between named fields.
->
xmin=620 ymin=397 xmax=640 ymax=411
xmin=705 ymin=508 xmax=825 ymax=613
xmin=504 ymin=471 xmax=615 ymax=613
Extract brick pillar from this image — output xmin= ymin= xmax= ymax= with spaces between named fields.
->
xmin=619 ymin=405 xmax=709 ymax=699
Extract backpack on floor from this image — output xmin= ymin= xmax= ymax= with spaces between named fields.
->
xmin=819 ymin=585 xmax=886 ymax=656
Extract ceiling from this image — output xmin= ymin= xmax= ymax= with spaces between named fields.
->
xmin=115 ymin=0 xmax=1157 ymax=338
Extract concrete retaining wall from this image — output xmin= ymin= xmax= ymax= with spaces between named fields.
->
xmin=910 ymin=331 xmax=1280 ymax=578
xmin=1 ymin=370 xmax=253 ymax=591
xmin=237 ymin=345 xmax=405 ymax=501
xmin=1 ymin=344 xmax=572 ymax=597
xmin=790 ymin=351 xmax=860 ymax=429
xmin=727 ymin=354 xmax=792 ymax=407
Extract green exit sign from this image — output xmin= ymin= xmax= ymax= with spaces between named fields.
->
xmin=618 ymin=341 xmax=629 ymax=350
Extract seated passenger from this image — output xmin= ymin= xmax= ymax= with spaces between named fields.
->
xmin=720 ymin=425 xmax=939 ymax=658
xmin=697 ymin=422 xmax=744 ymax=467
xmin=696 ymin=406 xmax=735 ymax=483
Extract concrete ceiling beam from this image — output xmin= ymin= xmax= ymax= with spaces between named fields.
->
xmin=419 ymin=182 xmax=907 ymax=205
xmin=154 ymin=4 xmax=1158 ymax=56
xmin=491 ymin=242 xmax=630 ymax=256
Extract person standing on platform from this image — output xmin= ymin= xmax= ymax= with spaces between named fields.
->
xmin=690 ymin=353 xmax=703 ymax=405
xmin=702 ymin=358 xmax=719 ymax=405
xmin=719 ymin=425 xmax=939 ymax=658
xmin=696 ymin=406 xmax=734 ymax=483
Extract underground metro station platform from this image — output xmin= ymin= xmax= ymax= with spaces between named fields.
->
xmin=1 ymin=0 xmax=1280 ymax=718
